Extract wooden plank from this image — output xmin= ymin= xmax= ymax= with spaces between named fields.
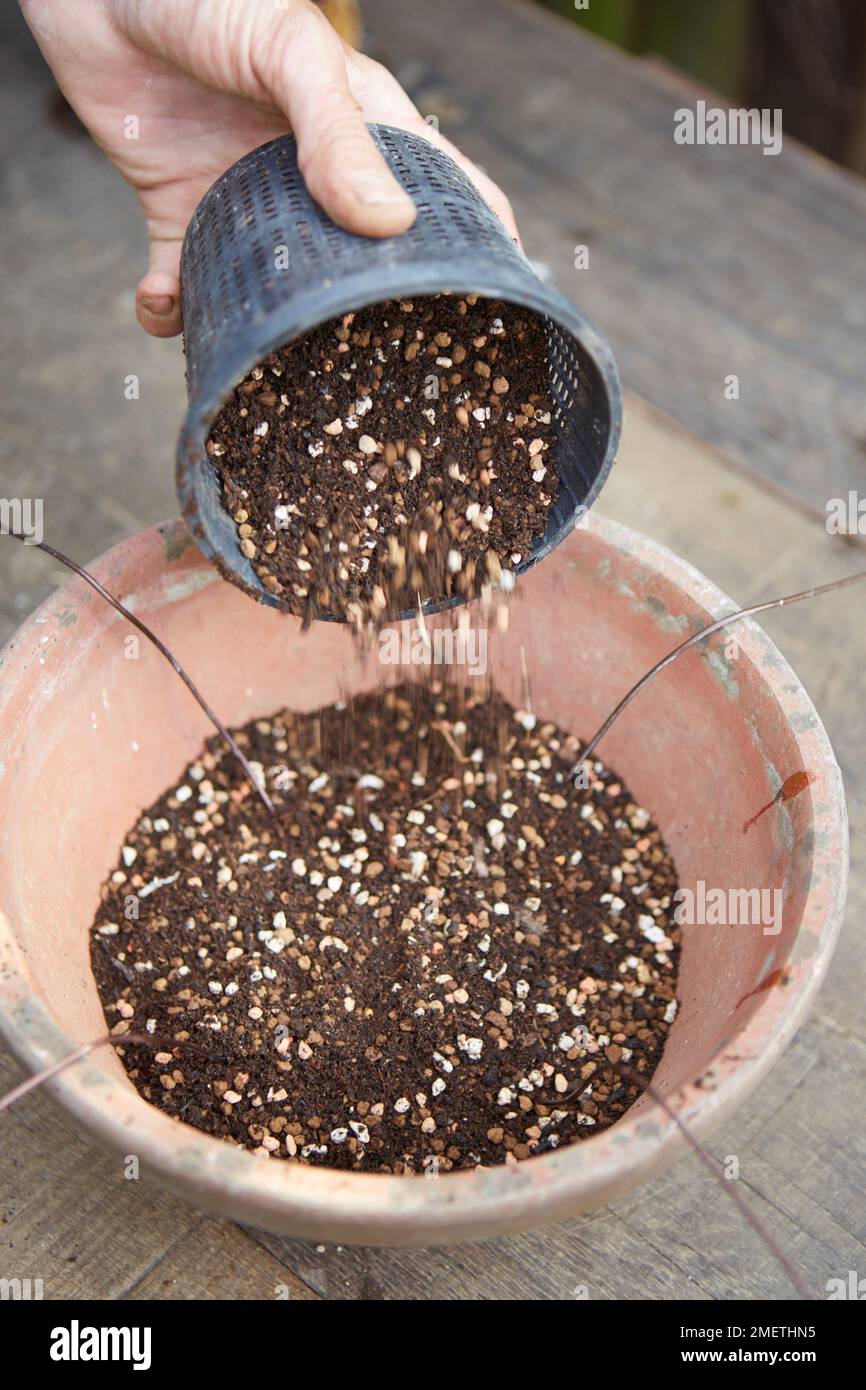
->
xmin=0 ymin=1046 xmax=318 ymax=1301
xmin=1 ymin=0 xmax=865 ymax=1302
xmin=0 ymin=1049 xmax=200 ymax=1300
xmin=123 ymin=1222 xmax=318 ymax=1302
xmin=363 ymin=0 xmax=866 ymax=516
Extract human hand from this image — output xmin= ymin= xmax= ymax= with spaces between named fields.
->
xmin=20 ymin=0 xmax=518 ymax=337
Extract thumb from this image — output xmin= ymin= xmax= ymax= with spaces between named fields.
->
xmin=298 ymin=104 xmax=418 ymax=237
xmin=264 ymin=8 xmax=417 ymax=236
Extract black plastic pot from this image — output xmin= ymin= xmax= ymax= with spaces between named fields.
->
xmin=176 ymin=125 xmax=622 ymax=616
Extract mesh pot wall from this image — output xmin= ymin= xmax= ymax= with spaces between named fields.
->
xmin=176 ymin=126 xmax=622 ymax=614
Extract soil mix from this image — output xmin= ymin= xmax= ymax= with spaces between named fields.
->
xmin=207 ymin=294 xmax=559 ymax=626
xmin=91 ymin=681 xmax=680 ymax=1174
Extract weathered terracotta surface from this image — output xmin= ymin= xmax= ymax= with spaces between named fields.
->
xmin=0 ymin=516 xmax=847 ymax=1244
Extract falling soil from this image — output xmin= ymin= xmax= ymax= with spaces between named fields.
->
xmin=90 ymin=681 xmax=680 ymax=1174
xmin=207 ymin=294 xmax=559 ymax=626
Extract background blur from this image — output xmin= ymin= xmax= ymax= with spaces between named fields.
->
xmin=539 ymin=0 xmax=866 ymax=172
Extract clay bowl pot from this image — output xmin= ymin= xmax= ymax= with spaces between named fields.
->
xmin=0 ymin=515 xmax=846 ymax=1245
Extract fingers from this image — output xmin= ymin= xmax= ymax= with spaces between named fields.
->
xmin=136 ymin=237 xmax=183 ymax=337
xmin=343 ymin=50 xmax=522 ymax=244
xmin=264 ymin=6 xmax=416 ymax=237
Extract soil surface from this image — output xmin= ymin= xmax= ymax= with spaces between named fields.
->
xmin=208 ymin=295 xmax=559 ymax=626
xmin=91 ymin=681 xmax=680 ymax=1174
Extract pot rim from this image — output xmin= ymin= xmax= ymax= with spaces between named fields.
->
xmin=0 ymin=514 xmax=847 ymax=1244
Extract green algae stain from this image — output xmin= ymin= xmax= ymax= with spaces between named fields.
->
xmin=706 ymin=649 xmax=740 ymax=701
xmin=163 ymin=524 xmax=195 ymax=564
xmin=643 ymin=593 xmax=690 ymax=635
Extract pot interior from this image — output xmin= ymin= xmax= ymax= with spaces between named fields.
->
xmin=0 ymin=519 xmax=819 ymax=1135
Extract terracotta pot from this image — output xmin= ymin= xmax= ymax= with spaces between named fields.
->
xmin=0 ymin=516 xmax=846 ymax=1245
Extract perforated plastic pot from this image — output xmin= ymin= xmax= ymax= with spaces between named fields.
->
xmin=176 ymin=125 xmax=622 ymax=616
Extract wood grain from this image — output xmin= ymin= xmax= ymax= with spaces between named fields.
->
xmin=363 ymin=0 xmax=866 ymax=517
xmin=0 ymin=1050 xmax=316 ymax=1301
xmin=0 ymin=0 xmax=864 ymax=1302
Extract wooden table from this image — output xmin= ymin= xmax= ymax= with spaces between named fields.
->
xmin=1 ymin=0 xmax=864 ymax=1300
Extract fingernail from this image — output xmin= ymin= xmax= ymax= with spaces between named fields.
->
xmin=354 ymin=176 xmax=412 ymax=207
xmin=140 ymin=294 xmax=175 ymax=317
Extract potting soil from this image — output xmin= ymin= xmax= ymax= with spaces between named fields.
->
xmin=207 ymin=295 xmax=559 ymax=626
xmin=90 ymin=680 xmax=680 ymax=1172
